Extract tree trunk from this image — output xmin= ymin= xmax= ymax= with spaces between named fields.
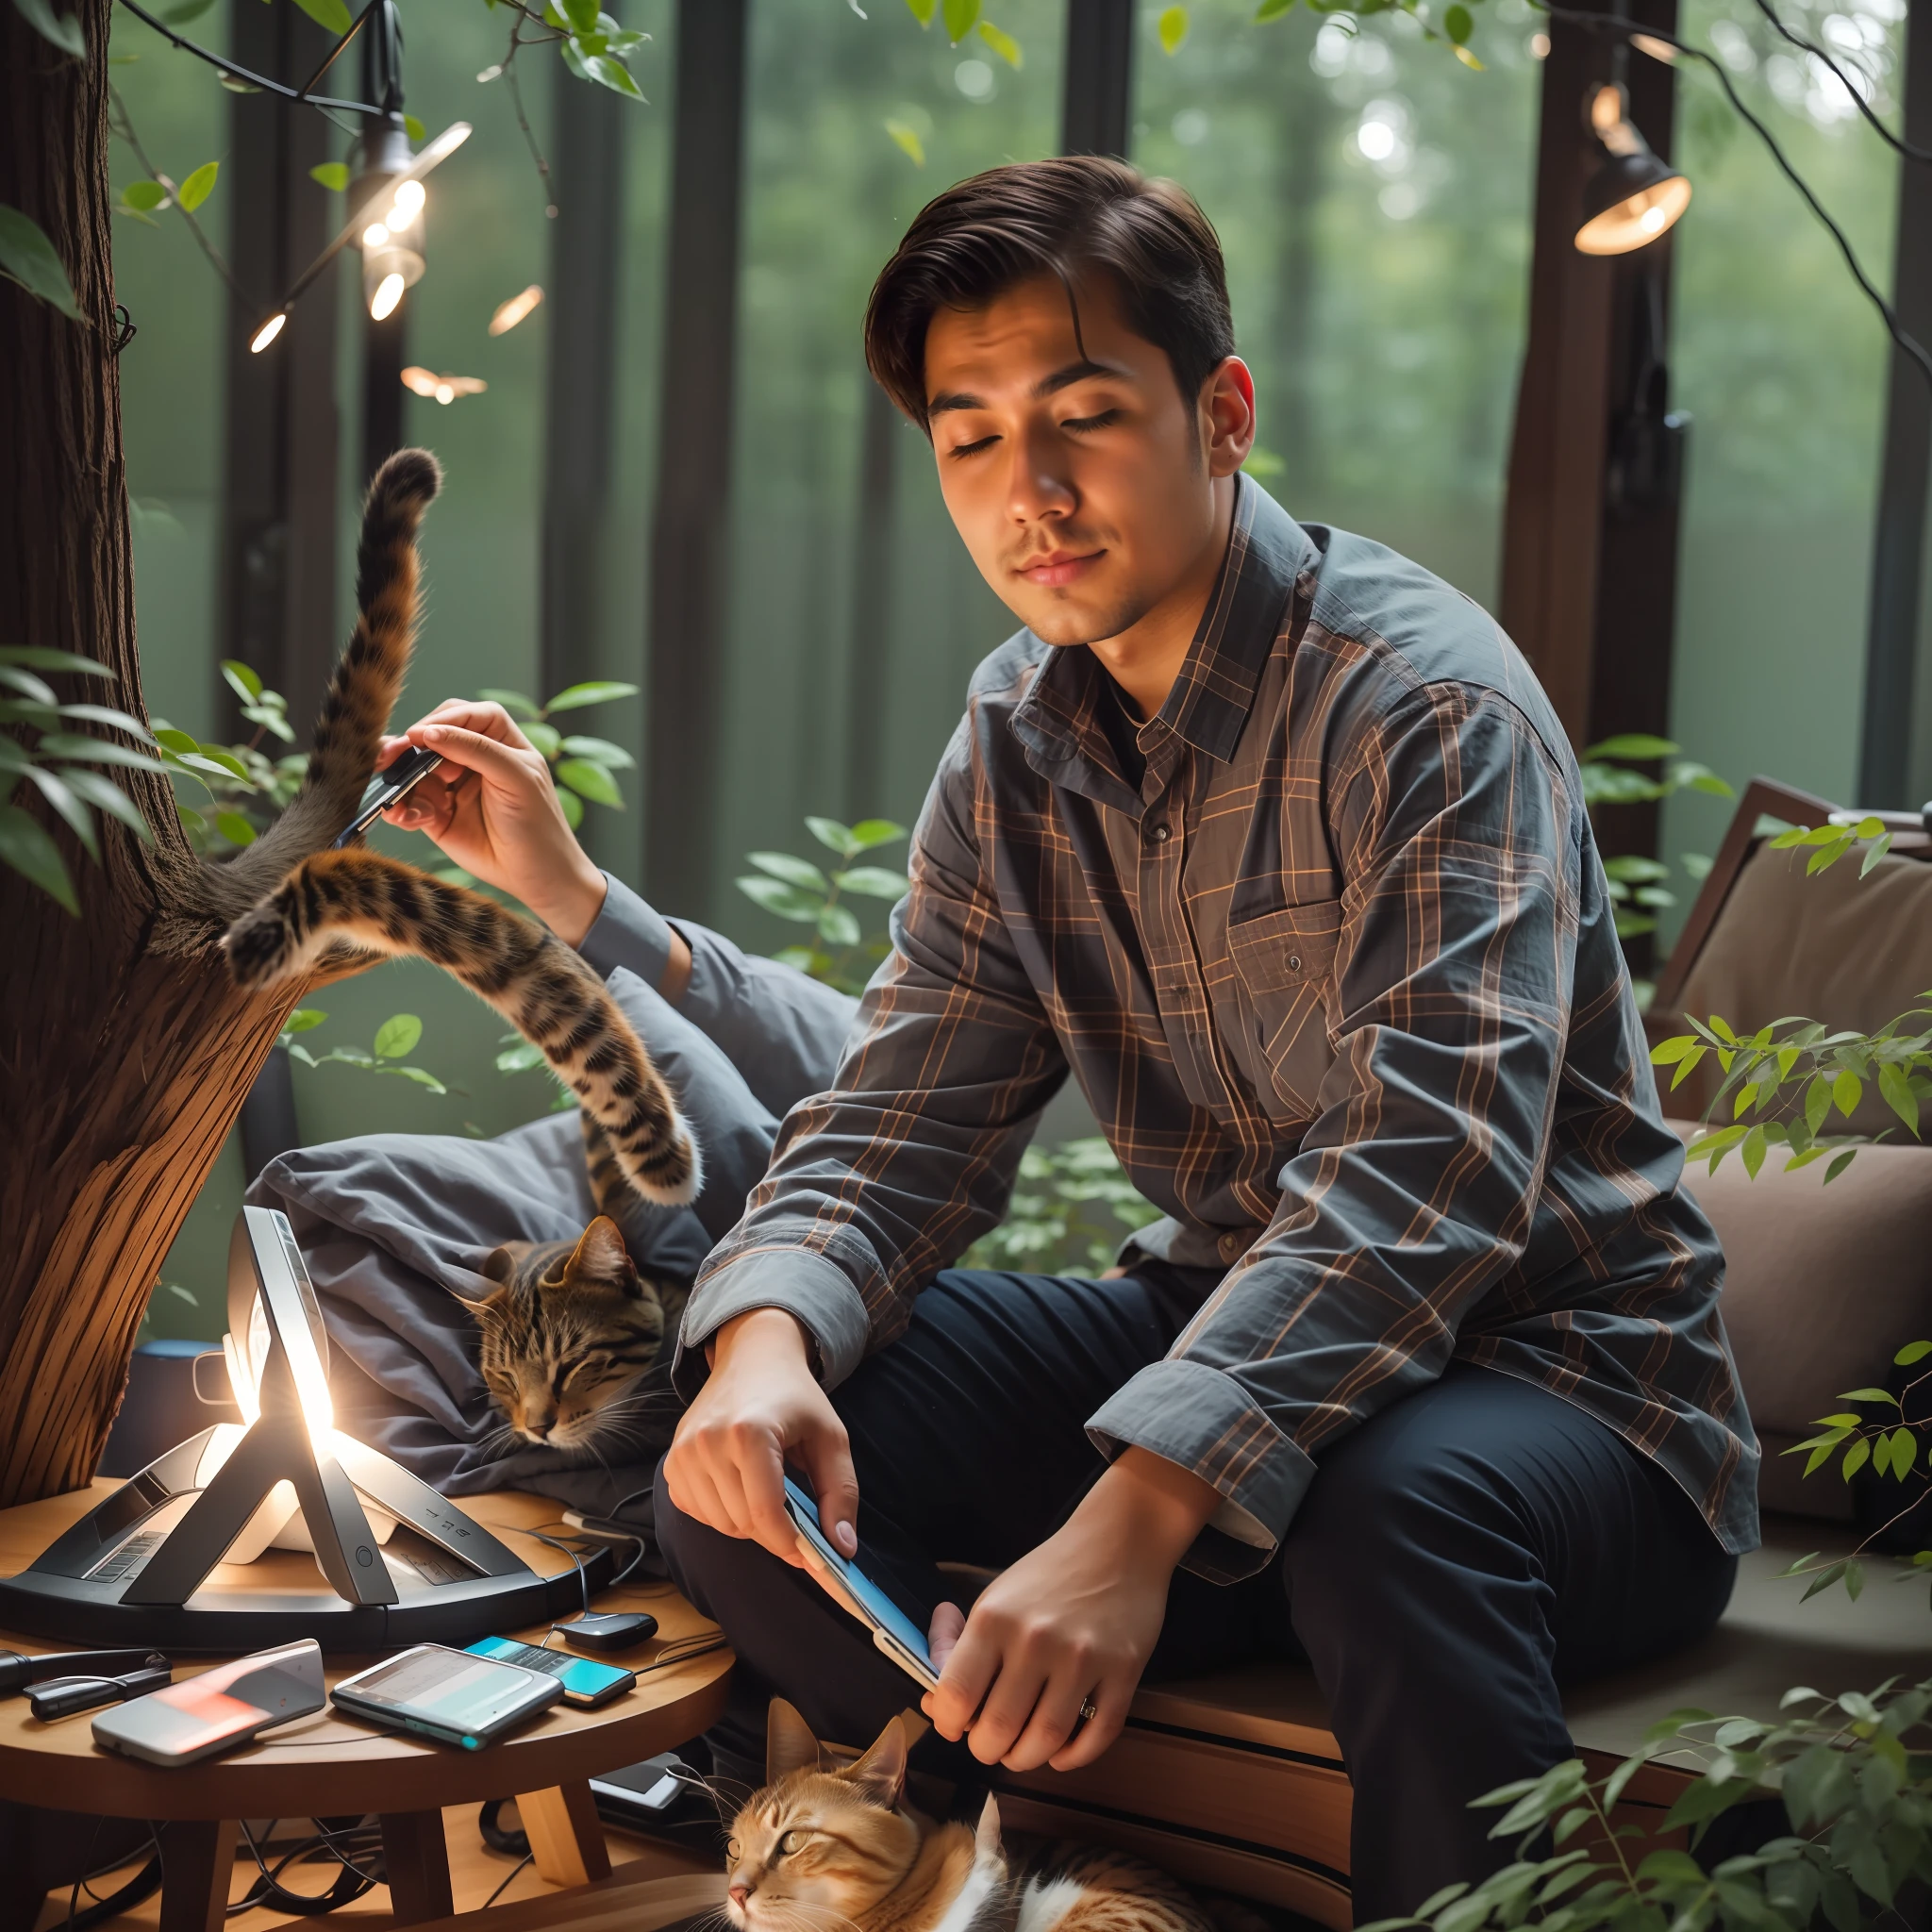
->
xmin=0 ymin=0 xmax=302 ymax=1507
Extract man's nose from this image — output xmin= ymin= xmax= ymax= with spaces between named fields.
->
xmin=1006 ymin=424 xmax=1075 ymax=523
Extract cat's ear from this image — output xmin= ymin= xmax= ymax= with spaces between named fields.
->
xmin=842 ymin=1713 xmax=908 ymax=1809
xmin=450 ymin=1248 xmax=515 ymax=1306
xmin=974 ymin=1794 xmax=1002 ymax=1859
xmin=766 ymin=1698 xmax=824 ymax=1784
xmin=563 ymin=1216 xmax=641 ymax=1298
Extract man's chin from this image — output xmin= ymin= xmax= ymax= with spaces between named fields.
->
xmin=1014 ymin=593 xmax=1153 ymax=651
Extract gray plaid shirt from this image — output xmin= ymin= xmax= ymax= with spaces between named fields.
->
xmin=675 ymin=478 xmax=1758 ymax=1580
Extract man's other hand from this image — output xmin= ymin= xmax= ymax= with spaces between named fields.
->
xmin=920 ymin=1447 xmax=1220 ymax=1774
xmin=374 ymin=700 xmax=607 ymax=944
xmin=663 ymin=1307 xmax=859 ymax=1569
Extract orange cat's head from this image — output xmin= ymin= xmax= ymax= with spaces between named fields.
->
xmin=725 ymin=1703 xmax=979 ymax=1932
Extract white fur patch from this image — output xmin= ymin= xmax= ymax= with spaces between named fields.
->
xmin=1016 ymin=1874 xmax=1089 ymax=1932
xmin=930 ymin=1855 xmax=1006 ymax=1932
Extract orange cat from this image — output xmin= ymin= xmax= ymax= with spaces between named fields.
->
xmin=725 ymin=1702 xmax=1214 ymax=1932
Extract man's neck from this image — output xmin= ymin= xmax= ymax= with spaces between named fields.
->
xmin=1084 ymin=475 xmax=1237 ymax=722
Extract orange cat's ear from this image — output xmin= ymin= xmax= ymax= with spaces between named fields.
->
xmin=974 ymin=1794 xmax=1002 ymax=1858
xmin=766 ymin=1698 xmax=824 ymax=1784
xmin=843 ymin=1713 xmax=908 ymax=1808
xmin=563 ymin=1216 xmax=641 ymax=1298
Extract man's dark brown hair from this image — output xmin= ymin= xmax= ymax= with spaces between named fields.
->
xmin=863 ymin=156 xmax=1235 ymax=434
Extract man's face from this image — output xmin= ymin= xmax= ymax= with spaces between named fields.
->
xmin=923 ymin=273 xmax=1250 ymax=650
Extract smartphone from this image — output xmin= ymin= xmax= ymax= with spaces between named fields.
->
xmin=331 ymin=1643 xmax=561 ymax=1750
xmin=464 ymin=1636 xmax=635 ymax=1709
xmin=333 ymin=746 xmax=444 ymax=848
xmin=782 ymin=1476 xmax=938 ymax=1690
xmin=92 ymin=1640 xmax=325 ymax=1768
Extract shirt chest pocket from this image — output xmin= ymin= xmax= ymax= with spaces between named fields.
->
xmin=1224 ymin=900 xmax=1342 ymax=1122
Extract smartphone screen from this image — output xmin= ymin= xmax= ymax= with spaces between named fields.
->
xmin=783 ymin=1476 xmax=938 ymax=1689
xmin=465 ymin=1637 xmax=634 ymax=1708
xmin=332 ymin=1643 xmax=559 ymax=1747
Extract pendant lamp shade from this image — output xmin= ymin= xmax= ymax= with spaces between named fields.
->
xmin=1576 ymin=148 xmax=1693 ymax=256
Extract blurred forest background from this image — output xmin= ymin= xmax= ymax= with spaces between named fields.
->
xmin=110 ymin=0 xmax=1907 ymax=1337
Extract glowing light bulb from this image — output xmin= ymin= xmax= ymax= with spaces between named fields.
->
xmin=249 ymin=311 xmax=288 ymax=353
xmin=370 ymin=273 xmax=406 ymax=321
xmin=391 ymin=178 xmax=426 ymax=220
xmin=1640 ymin=204 xmax=1668 ymax=234
xmin=362 ymin=221 xmax=391 ymax=249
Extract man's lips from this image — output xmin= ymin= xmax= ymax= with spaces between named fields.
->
xmin=1014 ymin=549 xmax=1104 ymax=589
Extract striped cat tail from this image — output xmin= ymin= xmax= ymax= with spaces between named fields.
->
xmin=222 ymin=850 xmax=703 ymax=1205
xmin=175 ymin=449 xmax=442 ymax=933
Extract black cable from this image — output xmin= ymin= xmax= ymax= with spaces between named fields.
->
xmin=478 ymin=1796 xmax=531 ymax=1857
xmin=64 ymin=1849 xmax=163 ymax=1932
xmin=114 ymin=0 xmax=385 ymax=113
xmin=483 ymin=1851 xmax=535 ymax=1907
xmin=523 ymin=1527 xmax=591 ymax=1615
xmin=1540 ymin=2 xmax=1932 ymax=395
xmin=227 ymin=1817 xmax=381 ymax=1917
xmin=1743 ymin=0 xmax=1932 ymax=165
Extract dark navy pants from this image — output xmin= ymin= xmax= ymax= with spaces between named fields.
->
xmin=654 ymin=1266 xmax=1737 ymax=1924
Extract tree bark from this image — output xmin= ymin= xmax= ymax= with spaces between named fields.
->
xmin=0 ymin=0 xmax=302 ymax=1506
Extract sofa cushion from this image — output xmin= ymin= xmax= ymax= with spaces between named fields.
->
xmin=1672 ymin=1125 xmax=1932 ymax=1520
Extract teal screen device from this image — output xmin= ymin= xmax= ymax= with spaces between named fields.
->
xmin=464 ymin=1636 xmax=635 ymax=1708
xmin=330 ymin=1642 xmax=560 ymax=1748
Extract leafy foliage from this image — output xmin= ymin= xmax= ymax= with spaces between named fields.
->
xmin=1577 ymin=736 xmax=1732 ymax=944
xmin=1366 ymin=1679 xmax=1932 ymax=1932
xmin=0 ymin=644 xmax=163 ymax=913
xmin=469 ymin=680 xmax=640 ymax=836
xmin=150 ymin=658 xmax=308 ymax=856
xmin=495 ymin=1030 xmax=576 ymax=1112
xmin=963 ymin=1137 xmax=1162 ymax=1275
xmin=738 ymin=816 xmax=909 ymax=995
xmin=278 ymin=1008 xmax=448 ymax=1094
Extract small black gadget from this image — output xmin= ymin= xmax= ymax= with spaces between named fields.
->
xmin=591 ymin=1753 xmax=695 ymax=1827
xmin=28 ymin=1659 xmax=172 ymax=1722
xmin=0 ymin=1646 xmax=162 ymax=1697
xmin=331 ymin=1642 xmax=560 ymax=1749
xmin=333 ymin=746 xmax=444 ymax=848
xmin=556 ymin=1612 xmax=657 ymax=1653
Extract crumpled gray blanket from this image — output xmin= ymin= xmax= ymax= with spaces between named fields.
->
xmin=246 ymin=930 xmax=856 ymax=1550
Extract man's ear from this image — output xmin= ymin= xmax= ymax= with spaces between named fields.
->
xmin=1202 ymin=354 xmax=1257 ymax=478
xmin=563 ymin=1216 xmax=641 ymax=1297
xmin=766 ymin=1698 xmax=824 ymax=1784
xmin=843 ymin=1713 xmax=908 ymax=1808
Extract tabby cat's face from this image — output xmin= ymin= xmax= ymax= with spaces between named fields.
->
xmin=725 ymin=1759 xmax=924 ymax=1932
xmin=467 ymin=1216 xmax=666 ymax=1448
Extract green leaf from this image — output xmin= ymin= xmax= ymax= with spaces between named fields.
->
xmin=34 ymin=734 xmax=169 ymax=774
xmin=309 ymin=161 xmax=349 ymax=192
xmin=477 ymin=688 xmax=542 ymax=720
xmin=747 ymin=851 xmax=830 ymax=892
xmin=523 ymin=721 xmax=561 ymax=759
xmin=1861 ymin=831 xmax=1894 ymax=877
xmin=561 ymin=0 xmax=599 ymax=28
xmin=0 ymin=645 xmax=111 ymax=676
xmin=282 ymin=1008 xmax=327 ymax=1035
xmin=556 ymin=758 xmax=623 ymax=808
xmin=220 ymin=658 xmax=262 ymax=704
xmin=1741 ymin=1123 xmax=1767 ymax=1178
xmin=848 ymin=817 xmax=906 ymax=851
xmin=1825 ymin=1147 xmax=1858 ymax=1183
xmin=175 ymin=160 xmax=219 ymax=213
xmin=496 ymin=1039 xmax=546 ymax=1073
xmin=1256 ymin=0 xmax=1296 ymax=20
xmin=819 ymin=902 xmax=862 ymax=948
xmin=50 ymin=704 xmax=152 ymax=739
xmin=213 ymin=809 xmax=256 ymax=847
xmin=1583 ymin=732 xmax=1678 ymax=761
xmin=375 ymin=1013 xmax=424 ymax=1058
xmin=384 ymin=1063 xmax=447 ymax=1092
xmin=1843 ymin=1437 xmax=1872 ymax=1480
xmin=0 ymin=803 xmax=75 ymax=912
xmin=838 ymin=865 xmax=909 ymax=900
xmin=1443 ymin=2 xmax=1472 ymax=40
xmin=543 ymin=679 xmax=641 ymax=713
xmin=1834 ymin=1069 xmax=1863 ymax=1117
xmin=1896 ymin=1341 xmax=1932 ymax=1365
xmin=1880 ymin=1058 xmax=1920 ymax=1136
xmin=1890 ymin=1428 xmax=1917 ymax=1478
xmin=0 ymin=204 xmax=80 ymax=321
xmin=905 ymin=0 xmax=935 ymax=21
xmin=575 ymin=48 xmax=644 ymax=97
xmin=0 ymin=667 xmax=55 ymax=705
xmin=159 ymin=0 xmax=218 ymax=19
xmin=290 ymin=0 xmax=352 ymax=29
xmin=1839 ymin=1389 xmax=1899 ymax=1405
xmin=738 ymin=875 xmax=824 ymax=923
xmin=404 ymin=113 xmax=425 ymax=142
xmin=557 ymin=735 xmax=635 ymax=771
xmin=1806 ymin=1075 xmax=1832 ymax=1136
xmin=56 ymin=768 xmax=152 ymax=842
xmin=808 ymin=816 xmax=864 ymax=858
xmin=1158 ymin=4 xmax=1189 ymax=51
xmin=554 ymin=783 xmax=583 ymax=829
xmin=885 ymin=119 xmax=925 ymax=165
xmin=20 ymin=765 xmax=96 ymax=860
xmin=941 ymin=0 xmax=979 ymax=42
xmin=121 ymin=181 xmax=167 ymax=213
xmin=977 ymin=19 xmax=1021 ymax=64
xmin=12 ymin=0 xmax=84 ymax=56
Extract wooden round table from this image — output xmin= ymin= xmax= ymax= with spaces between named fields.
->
xmin=0 ymin=1483 xmax=732 ymax=1930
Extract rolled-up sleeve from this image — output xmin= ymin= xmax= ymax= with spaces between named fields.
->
xmin=673 ymin=718 xmax=1069 ymax=1398
xmin=1088 ymin=685 xmax=1578 ymax=1581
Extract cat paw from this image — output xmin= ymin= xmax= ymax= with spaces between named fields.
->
xmin=222 ymin=905 xmax=300 ymax=987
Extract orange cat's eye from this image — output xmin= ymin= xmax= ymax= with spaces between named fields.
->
xmin=726 ymin=1840 xmax=741 ymax=1861
xmin=778 ymin=1830 xmax=808 ymax=1856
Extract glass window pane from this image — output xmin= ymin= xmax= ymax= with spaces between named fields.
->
xmin=1133 ymin=1 xmax=1541 ymax=610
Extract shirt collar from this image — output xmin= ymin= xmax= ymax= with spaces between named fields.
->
xmin=1009 ymin=477 xmax=1315 ymax=795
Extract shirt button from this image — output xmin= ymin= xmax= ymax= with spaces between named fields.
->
xmin=1146 ymin=820 xmax=1173 ymax=844
xmin=1218 ymin=1230 xmax=1246 ymax=1261
xmin=1288 ymin=955 xmax=1302 ymax=973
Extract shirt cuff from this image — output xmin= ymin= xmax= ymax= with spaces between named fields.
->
xmin=575 ymin=873 xmax=674 ymax=990
xmin=671 ymin=1246 xmax=873 ymax=1402
xmin=1086 ymin=1357 xmax=1315 ymax=1584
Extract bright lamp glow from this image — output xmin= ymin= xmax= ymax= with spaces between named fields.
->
xmin=362 ymin=221 xmax=391 ymax=248
xmin=391 ymin=178 xmax=426 ymax=220
xmin=489 ymin=283 xmax=543 ymax=336
xmin=370 ymin=273 xmax=407 ymax=321
xmin=249 ymin=311 xmax=287 ymax=354
xmin=1574 ymin=173 xmax=1692 ymax=256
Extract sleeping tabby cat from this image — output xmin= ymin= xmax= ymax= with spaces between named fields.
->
xmin=728 ymin=1701 xmax=1216 ymax=1932
xmin=215 ymin=446 xmax=701 ymax=1208
xmin=457 ymin=1210 xmax=689 ymax=1451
